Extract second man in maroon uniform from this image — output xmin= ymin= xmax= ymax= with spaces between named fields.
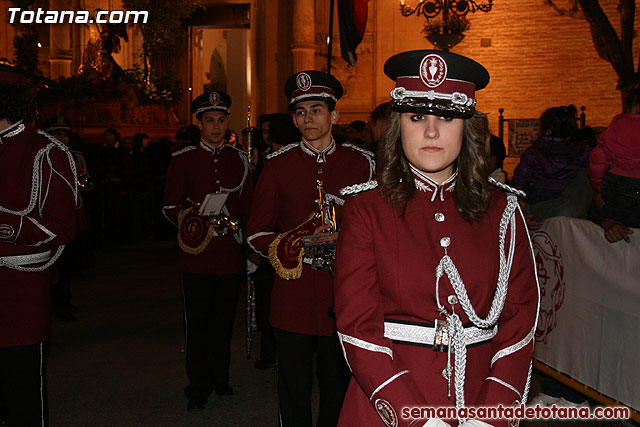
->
xmin=163 ymin=91 xmax=253 ymax=412
xmin=246 ymin=70 xmax=374 ymax=426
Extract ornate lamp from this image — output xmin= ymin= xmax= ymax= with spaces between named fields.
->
xmin=399 ymin=0 xmax=493 ymax=50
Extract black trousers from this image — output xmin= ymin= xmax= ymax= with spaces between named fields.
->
xmin=254 ymin=262 xmax=276 ymax=363
xmin=181 ymin=271 xmax=242 ymax=403
xmin=0 ymin=342 xmax=48 ymax=427
xmin=275 ymin=329 xmax=350 ymax=427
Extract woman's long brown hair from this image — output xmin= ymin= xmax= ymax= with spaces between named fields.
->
xmin=376 ymin=110 xmax=491 ymax=222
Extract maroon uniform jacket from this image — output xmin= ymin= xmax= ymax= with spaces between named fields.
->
xmin=334 ymin=172 xmax=539 ymax=427
xmin=163 ymin=141 xmax=253 ymax=276
xmin=246 ymin=141 xmax=374 ymax=336
xmin=0 ymin=122 xmax=78 ymax=347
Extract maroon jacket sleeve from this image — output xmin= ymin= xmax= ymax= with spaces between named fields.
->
xmin=0 ymin=147 xmax=77 ymax=248
xmin=246 ymin=159 xmax=279 ymax=258
xmin=162 ymin=156 xmax=188 ymax=227
xmin=335 ymin=195 xmax=431 ymax=427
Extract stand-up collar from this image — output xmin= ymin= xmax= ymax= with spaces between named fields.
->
xmin=300 ymin=138 xmax=336 ymax=163
xmin=200 ymin=139 xmax=225 ymax=154
xmin=410 ymin=164 xmax=457 ymax=202
xmin=0 ymin=120 xmax=25 ymax=144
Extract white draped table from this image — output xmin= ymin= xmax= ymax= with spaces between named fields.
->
xmin=531 ymin=216 xmax=640 ymax=412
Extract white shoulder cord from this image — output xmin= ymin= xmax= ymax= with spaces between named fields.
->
xmin=433 ymin=193 xmax=519 ymax=421
xmin=0 ymin=134 xmax=77 ymax=273
xmin=219 ymin=151 xmax=249 ymax=195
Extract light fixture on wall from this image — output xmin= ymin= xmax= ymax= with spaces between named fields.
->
xmin=399 ymin=0 xmax=493 ymax=51
xmin=399 ymin=0 xmax=493 ymax=19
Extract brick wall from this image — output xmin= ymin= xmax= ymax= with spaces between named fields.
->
xmin=337 ymin=0 xmax=639 ymax=135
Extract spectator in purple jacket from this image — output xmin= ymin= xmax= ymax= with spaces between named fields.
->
xmin=589 ymin=87 xmax=640 ymax=243
xmin=511 ymin=105 xmax=592 ymax=225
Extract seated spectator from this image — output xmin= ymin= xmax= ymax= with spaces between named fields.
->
xmin=511 ymin=105 xmax=591 ymax=225
xmin=488 ymin=134 xmax=507 ymax=184
xmin=589 ymin=87 xmax=640 ymax=243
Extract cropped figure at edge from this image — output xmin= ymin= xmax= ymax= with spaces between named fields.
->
xmin=334 ymin=50 xmax=540 ymax=427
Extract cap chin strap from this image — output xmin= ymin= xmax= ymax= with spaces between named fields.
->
xmin=391 ymin=98 xmax=474 ymax=117
xmin=390 ymin=87 xmax=476 ymax=108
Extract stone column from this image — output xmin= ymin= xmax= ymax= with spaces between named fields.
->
xmin=291 ymin=0 xmax=316 ymax=72
xmin=49 ymin=0 xmax=72 ymax=78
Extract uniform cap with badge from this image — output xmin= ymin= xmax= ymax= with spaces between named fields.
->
xmin=42 ymin=116 xmax=71 ymax=134
xmin=284 ymin=70 xmax=344 ymax=110
xmin=190 ymin=90 xmax=232 ymax=117
xmin=384 ymin=49 xmax=489 ymax=118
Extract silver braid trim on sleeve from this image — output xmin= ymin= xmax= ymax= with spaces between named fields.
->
xmin=340 ymin=180 xmax=378 ymax=196
xmin=0 ymin=245 xmax=65 ymax=272
xmin=491 ymin=325 xmax=535 ymax=366
xmin=485 ymin=377 xmax=522 ymax=401
xmin=370 ymin=370 xmax=410 ymax=402
xmin=338 ymin=332 xmax=393 ymax=359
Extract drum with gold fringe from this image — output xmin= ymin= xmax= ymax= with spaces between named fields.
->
xmin=178 ymin=207 xmax=216 ymax=255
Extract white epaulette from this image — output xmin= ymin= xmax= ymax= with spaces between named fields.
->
xmin=342 ymin=143 xmax=374 ymax=158
xmin=488 ymin=177 xmax=526 ymax=198
xmin=342 ymin=143 xmax=376 ymax=181
xmin=225 ymin=143 xmax=248 ymax=155
xmin=172 ymin=145 xmax=197 ymax=157
xmin=37 ymin=130 xmax=69 ymax=152
xmin=266 ymin=143 xmax=298 ymax=160
xmin=340 ymin=180 xmax=378 ymax=197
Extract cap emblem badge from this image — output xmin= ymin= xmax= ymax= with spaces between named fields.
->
xmin=0 ymin=224 xmax=15 ymax=239
xmin=420 ymin=54 xmax=447 ymax=88
xmin=209 ymin=92 xmax=220 ymax=106
xmin=57 ymin=116 xmax=66 ymax=125
xmin=296 ymin=72 xmax=312 ymax=92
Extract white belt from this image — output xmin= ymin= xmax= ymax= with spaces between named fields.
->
xmin=0 ymin=250 xmax=52 ymax=267
xmin=383 ymin=320 xmax=497 ymax=347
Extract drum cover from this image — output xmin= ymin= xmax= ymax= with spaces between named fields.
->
xmin=178 ymin=207 xmax=215 ymax=255
xmin=268 ymin=213 xmax=319 ymax=280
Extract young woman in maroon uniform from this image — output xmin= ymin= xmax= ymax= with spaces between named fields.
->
xmin=334 ymin=51 xmax=540 ymax=427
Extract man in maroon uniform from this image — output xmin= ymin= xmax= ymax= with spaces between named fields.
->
xmin=0 ymin=64 xmax=78 ymax=426
xmin=163 ymin=91 xmax=253 ymax=412
xmin=246 ymin=70 xmax=375 ymax=426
